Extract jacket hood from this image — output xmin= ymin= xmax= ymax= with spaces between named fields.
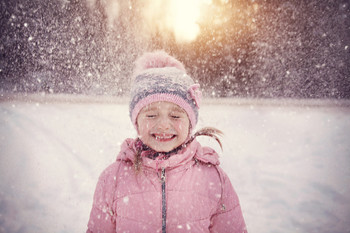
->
xmin=116 ymin=138 xmax=220 ymax=171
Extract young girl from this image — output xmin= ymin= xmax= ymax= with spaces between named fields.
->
xmin=86 ymin=51 xmax=247 ymax=233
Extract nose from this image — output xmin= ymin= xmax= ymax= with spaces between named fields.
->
xmin=157 ymin=116 xmax=170 ymax=130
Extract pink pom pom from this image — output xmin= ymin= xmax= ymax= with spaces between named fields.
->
xmin=134 ymin=50 xmax=186 ymax=74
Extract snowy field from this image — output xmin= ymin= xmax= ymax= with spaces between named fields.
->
xmin=0 ymin=94 xmax=350 ymax=233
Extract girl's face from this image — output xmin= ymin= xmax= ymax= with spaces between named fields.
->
xmin=137 ymin=101 xmax=190 ymax=152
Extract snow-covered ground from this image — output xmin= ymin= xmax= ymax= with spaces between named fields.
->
xmin=1 ymin=94 xmax=349 ymax=233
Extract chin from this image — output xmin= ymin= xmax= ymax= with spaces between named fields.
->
xmin=151 ymin=143 xmax=178 ymax=153
xmin=154 ymin=147 xmax=173 ymax=153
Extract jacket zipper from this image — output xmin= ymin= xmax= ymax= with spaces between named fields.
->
xmin=161 ymin=167 xmax=167 ymax=233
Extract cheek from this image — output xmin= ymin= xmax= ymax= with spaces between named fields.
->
xmin=138 ymin=120 xmax=152 ymax=134
xmin=174 ymin=120 xmax=189 ymax=135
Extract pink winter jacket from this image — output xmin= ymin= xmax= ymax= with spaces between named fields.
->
xmin=87 ymin=138 xmax=247 ymax=233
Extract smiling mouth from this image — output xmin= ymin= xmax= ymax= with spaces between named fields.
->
xmin=152 ymin=133 xmax=176 ymax=142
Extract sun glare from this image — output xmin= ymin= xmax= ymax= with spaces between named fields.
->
xmin=167 ymin=0 xmax=206 ymax=42
xmin=90 ymin=0 xmax=258 ymax=43
xmin=144 ymin=0 xmax=212 ymax=43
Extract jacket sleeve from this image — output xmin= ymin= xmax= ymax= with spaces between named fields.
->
xmin=209 ymin=168 xmax=248 ymax=233
xmin=86 ymin=163 xmax=119 ymax=233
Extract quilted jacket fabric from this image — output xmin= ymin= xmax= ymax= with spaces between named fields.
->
xmin=87 ymin=138 xmax=247 ymax=233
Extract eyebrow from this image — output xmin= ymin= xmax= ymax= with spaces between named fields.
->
xmin=170 ymin=106 xmax=186 ymax=113
xmin=142 ymin=107 xmax=157 ymax=113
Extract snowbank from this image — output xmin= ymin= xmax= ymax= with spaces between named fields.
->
xmin=1 ymin=94 xmax=349 ymax=233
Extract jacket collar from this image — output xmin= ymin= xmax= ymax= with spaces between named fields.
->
xmin=117 ymin=138 xmax=220 ymax=171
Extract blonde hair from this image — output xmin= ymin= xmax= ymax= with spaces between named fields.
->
xmin=191 ymin=127 xmax=223 ymax=150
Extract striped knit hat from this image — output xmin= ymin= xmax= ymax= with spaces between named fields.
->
xmin=129 ymin=51 xmax=202 ymax=130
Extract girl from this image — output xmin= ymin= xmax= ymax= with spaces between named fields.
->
xmin=86 ymin=51 xmax=247 ymax=233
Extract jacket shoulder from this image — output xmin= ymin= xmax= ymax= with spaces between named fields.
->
xmin=194 ymin=144 xmax=220 ymax=165
xmin=94 ymin=161 xmax=123 ymax=200
xmin=99 ymin=161 xmax=122 ymax=179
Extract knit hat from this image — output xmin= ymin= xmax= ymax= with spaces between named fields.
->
xmin=129 ymin=51 xmax=202 ymax=130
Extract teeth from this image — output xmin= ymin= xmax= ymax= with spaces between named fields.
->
xmin=155 ymin=134 xmax=173 ymax=140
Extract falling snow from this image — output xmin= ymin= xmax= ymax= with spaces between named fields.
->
xmin=0 ymin=0 xmax=349 ymax=98
xmin=123 ymin=196 xmax=129 ymax=204
xmin=0 ymin=0 xmax=350 ymax=232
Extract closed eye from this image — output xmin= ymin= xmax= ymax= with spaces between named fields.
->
xmin=146 ymin=114 xmax=157 ymax=118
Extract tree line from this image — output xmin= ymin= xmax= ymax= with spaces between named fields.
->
xmin=1 ymin=0 xmax=349 ymax=98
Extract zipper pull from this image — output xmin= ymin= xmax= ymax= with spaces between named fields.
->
xmin=161 ymin=167 xmax=166 ymax=182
